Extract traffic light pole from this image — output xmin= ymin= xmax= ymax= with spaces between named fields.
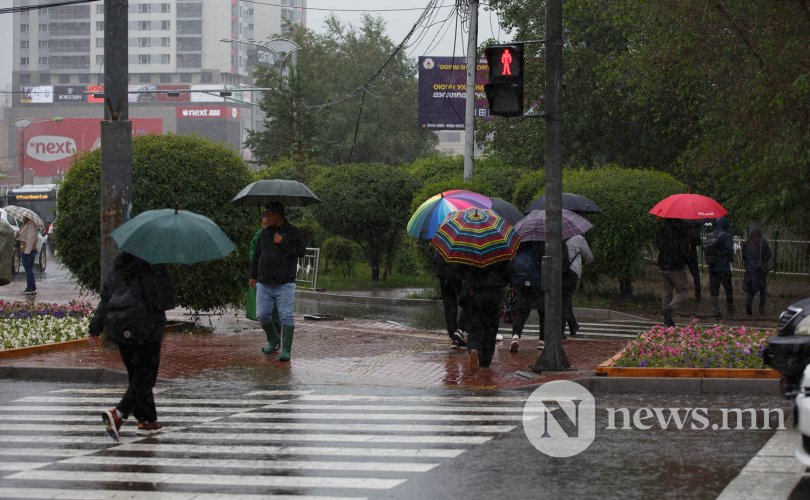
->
xmin=100 ymin=0 xmax=132 ymax=283
xmin=532 ymin=0 xmax=569 ymax=372
xmin=463 ymin=0 xmax=478 ymax=182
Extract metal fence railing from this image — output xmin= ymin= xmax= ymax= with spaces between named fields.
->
xmin=644 ymin=237 xmax=810 ymax=279
xmin=296 ymin=247 xmax=320 ymax=291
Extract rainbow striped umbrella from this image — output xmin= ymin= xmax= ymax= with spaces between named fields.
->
xmin=407 ymin=189 xmax=492 ymax=239
xmin=431 ymin=208 xmax=521 ymax=268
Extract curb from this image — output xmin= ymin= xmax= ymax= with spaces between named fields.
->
xmin=297 ymin=289 xmax=650 ymax=321
xmin=0 ymin=366 xmax=130 ymax=384
xmin=575 ymin=376 xmax=780 ymax=395
xmin=0 ymin=338 xmax=87 ymax=359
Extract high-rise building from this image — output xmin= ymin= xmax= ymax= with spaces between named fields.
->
xmin=4 ymin=0 xmax=306 ymax=187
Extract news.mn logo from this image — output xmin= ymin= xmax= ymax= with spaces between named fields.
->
xmin=522 ymin=380 xmax=596 ymax=457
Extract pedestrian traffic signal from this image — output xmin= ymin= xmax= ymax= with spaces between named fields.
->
xmin=484 ymin=44 xmax=525 ymax=117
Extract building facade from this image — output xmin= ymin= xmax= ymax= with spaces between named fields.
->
xmin=3 ymin=0 xmax=306 ymax=189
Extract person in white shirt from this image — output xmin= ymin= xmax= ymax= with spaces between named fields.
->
xmin=563 ymin=234 xmax=594 ymax=335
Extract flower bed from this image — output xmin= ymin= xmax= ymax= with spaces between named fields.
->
xmin=613 ymin=323 xmax=772 ymax=369
xmin=0 ymin=300 xmax=94 ymax=350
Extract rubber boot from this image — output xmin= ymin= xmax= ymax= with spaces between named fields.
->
xmin=278 ymin=325 xmax=295 ymax=361
xmin=261 ymin=322 xmax=280 ymax=354
xmin=759 ymin=303 xmax=766 ymax=315
xmin=727 ymin=300 xmax=736 ymax=314
xmin=711 ymin=298 xmax=721 ymax=317
xmin=745 ymin=302 xmax=753 ymax=316
xmin=662 ymin=307 xmax=675 ymax=327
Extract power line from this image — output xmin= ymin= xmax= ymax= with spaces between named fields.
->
xmin=241 ymin=0 xmax=453 ymax=13
xmin=0 ymin=0 xmax=97 ymax=15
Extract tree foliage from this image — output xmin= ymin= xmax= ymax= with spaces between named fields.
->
xmin=247 ymin=16 xmax=437 ymax=167
xmin=484 ymin=0 xmax=810 ymax=233
xmin=55 ymin=134 xmax=255 ymax=311
xmin=310 ymin=163 xmax=418 ymax=281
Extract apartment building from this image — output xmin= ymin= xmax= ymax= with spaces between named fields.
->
xmin=4 ymin=0 xmax=306 ymax=187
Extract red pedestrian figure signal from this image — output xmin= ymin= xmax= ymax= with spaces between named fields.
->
xmin=484 ymin=43 xmax=525 ymax=117
xmin=501 ymin=49 xmax=513 ymax=76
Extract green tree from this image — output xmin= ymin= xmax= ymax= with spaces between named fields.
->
xmin=55 ymin=134 xmax=255 ymax=311
xmin=561 ymin=166 xmax=685 ymax=297
xmin=247 ymin=17 xmax=437 ymax=167
xmin=310 ymin=163 xmax=418 ymax=281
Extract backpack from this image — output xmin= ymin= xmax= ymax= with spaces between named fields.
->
xmin=702 ymin=231 xmax=722 ymax=266
xmin=104 ymin=277 xmax=151 ymax=345
xmin=511 ymin=243 xmax=543 ymax=288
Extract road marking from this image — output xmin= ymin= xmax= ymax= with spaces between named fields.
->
xmin=0 ymin=388 xmax=529 ymax=498
xmin=64 ymin=456 xmax=439 ymax=473
xmin=232 ymin=411 xmax=524 ymax=421
xmin=5 ymin=470 xmax=406 ymax=490
xmin=112 ymin=443 xmax=466 ymax=458
xmin=0 ymin=490 xmax=361 ymax=500
xmin=198 ymin=421 xmax=516 ymax=433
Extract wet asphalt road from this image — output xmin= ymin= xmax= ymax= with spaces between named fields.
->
xmin=0 ymin=379 xmax=791 ymax=499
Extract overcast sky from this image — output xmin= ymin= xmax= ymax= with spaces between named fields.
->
xmin=306 ymin=0 xmax=509 ymax=59
xmin=0 ymin=0 xmax=509 ymax=91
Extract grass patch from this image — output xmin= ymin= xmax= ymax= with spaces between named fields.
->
xmin=316 ymin=263 xmax=436 ymax=292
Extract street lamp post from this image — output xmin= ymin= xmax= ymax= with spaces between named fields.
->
xmin=14 ymin=117 xmax=63 ymax=186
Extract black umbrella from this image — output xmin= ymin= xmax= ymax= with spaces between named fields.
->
xmin=231 ymin=179 xmax=321 ymax=207
xmin=525 ymin=193 xmax=602 ymax=214
xmin=490 ymin=197 xmax=525 ymax=225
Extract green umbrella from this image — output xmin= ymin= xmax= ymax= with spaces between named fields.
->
xmin=231 ymin=179 xmax=321 ymax=207
xmin=111 ymin=208 xmax=236 ymax=265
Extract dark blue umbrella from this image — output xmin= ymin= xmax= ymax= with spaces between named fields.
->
xmin=525 ymin=193 xmax=602 ymax=214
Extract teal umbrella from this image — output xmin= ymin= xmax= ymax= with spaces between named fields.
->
xmin=111 ymin=208 xmax=235 ymax=265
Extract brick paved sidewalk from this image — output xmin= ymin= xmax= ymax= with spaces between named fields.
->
xmin=0 ymin=262 xmax=628 ymax=389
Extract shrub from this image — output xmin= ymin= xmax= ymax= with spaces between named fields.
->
xmin=322 ymin=236 xmax=362 ymax=276
xmin=55 ymin=134 xmax=255 ymax=312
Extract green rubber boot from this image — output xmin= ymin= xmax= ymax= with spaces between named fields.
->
xmin=278 ymin=325 xmax=295 ymax=361
xmin=261 ymin=322 xmax=280 ymax=354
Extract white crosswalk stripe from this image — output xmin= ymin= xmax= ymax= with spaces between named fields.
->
xmin=0 ymin=387 xmax=527 ymax=498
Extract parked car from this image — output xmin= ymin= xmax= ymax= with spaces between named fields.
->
xmin=0 ymin=208 xmax=48 ymax=273
xmin=763 ymin=298 xmax=810 ymax=465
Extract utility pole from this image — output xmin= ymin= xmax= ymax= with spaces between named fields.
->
xmin=463 ymin=0 xmax=478 ymax=182
xmin=99 ymin=0 xmax=132 ymax=282
xmin=532 ymin=0 xmax=569 ymax=372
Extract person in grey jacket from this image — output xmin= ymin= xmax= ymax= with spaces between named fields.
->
xmin=250 ymin=202 xmax=306 ymax=361
xmin=563 ymin=234 xmax=594 ymax=336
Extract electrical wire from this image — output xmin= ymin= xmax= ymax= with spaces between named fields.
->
xmin=240 ymin=0 xmax=453 ymax=13
xmin=0 ymin=0 xmax=96 ymax=15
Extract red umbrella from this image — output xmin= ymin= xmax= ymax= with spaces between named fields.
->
xmin=649 ymin=194 xmax=728 ymax=220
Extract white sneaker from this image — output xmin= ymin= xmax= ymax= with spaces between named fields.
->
xmin=537 ymin=340 xmax=545 ymax=350
xmin=510 ymin=336 xmax=519 ymax=353
xmin=495 ymin=334 xmax=503 ymax=341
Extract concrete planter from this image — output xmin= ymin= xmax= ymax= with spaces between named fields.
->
xmin=595 ymin=349 xmax=781 ymax=379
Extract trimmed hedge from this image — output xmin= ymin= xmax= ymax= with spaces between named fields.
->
xmin=55 ymin=134 xmax=255 ymax=312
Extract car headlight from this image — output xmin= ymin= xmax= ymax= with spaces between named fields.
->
xmin=797 ymin=315 xmax=810 ymax=337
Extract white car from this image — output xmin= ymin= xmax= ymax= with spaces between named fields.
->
xmin=0 ymin=208 xmax=48 ymax=273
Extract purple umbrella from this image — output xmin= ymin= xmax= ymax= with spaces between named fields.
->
xmin=514 ymin=209 xmax=593 ymax=241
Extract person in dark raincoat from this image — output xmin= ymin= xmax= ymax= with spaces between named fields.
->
xmin=705 ymin=216 xmax=736 ymax=316
xmin=89 ymin=252 xmax=177 ymax=440
xmin=509 ymin=241 xmax=545 ymax=352
xmin=654 ymin=218 xmax=690 ymax=327
xmin=433 ymin=250 xmax=467 ymax=348
xmin=742 ymin=228 xmax=771 ymax=315
xmin=459 ymin=260 xmax=512 ymax=370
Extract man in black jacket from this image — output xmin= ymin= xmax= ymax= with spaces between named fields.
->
xmin=250 ymin=202 xmax=306 ymax=361
xmin=655 ymin=219 xmax=690 ymax=327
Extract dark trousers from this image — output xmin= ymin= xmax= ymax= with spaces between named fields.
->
xmin=511 ymin=286 xmax=544 ymax=340
xmin=21 ymin=250 xmax=37 ymax=292
xmin=439 ymin=276 xmax=464 ymax=337
xmin=117 ymin=340 xmax=162 ymax=422
xmin=686 ymin=250 xmax=701 ymax=298
xmin=562 ymin=271 xmax=579 ymax=333
xmin=709 ymin=270 xmax=734 ymax=304
xmin=464 ymin=287 xmax=504 ymax=367
xmin=746 ymin=285 xmax=767 ymax=308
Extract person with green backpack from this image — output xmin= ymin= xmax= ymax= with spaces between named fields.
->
xmin=250 ymin=203 xmax=306 ymax=361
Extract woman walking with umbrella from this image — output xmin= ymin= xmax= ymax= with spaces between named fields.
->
xmin=89 ymin=208 xmax=235 ymax=440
